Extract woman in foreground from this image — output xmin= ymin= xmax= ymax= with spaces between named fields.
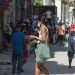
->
xmin=29 ymin=17 xmax=50 ymax=75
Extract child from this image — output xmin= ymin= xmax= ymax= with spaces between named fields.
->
xmin=11 ymin=27 xmax=24 ymax=73
xmin=68 ymin=31 xmax=75 ymax=68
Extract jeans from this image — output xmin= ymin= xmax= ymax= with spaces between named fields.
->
xmin=68 ymin=51 xmax=74 ymax=60
xmin=12 ymin=53 xmax=23 ymax=72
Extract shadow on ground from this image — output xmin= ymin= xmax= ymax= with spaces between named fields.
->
xmin=50 ymin=44 xmax=68 ymax=58
xmin=46 ymin=61 xmax=75 ymax=74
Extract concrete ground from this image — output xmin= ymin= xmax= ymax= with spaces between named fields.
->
xmin=0 ymin=43 xmax=75 ymax=75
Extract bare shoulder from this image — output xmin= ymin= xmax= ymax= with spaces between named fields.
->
xmin=41 ymin=25 xmax=47 ymax=32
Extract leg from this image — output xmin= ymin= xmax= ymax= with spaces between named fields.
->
xmin=17 ymin=54 xmax=23 ymax=73
xmin=39 ymin=63 xmax=49 ymax=75
xmin=68 ymin=51 xmax=74 ymax=68
xmin=12 ymin=54 xmax=17 ymax=73
xmin=68 ymin=58 xmax=72 ymax=68
xmin=35 ymin=63 xmax=40 ymax=75
xmin=21 ymin=58 xmax=27 ymax=71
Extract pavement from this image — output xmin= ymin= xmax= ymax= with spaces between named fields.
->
xmin=0 ymin=43 xmax=75 ymax=75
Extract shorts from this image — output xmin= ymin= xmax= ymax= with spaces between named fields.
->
xmin=58 ymin=35 xmax=65 ymax=42
xmin=68 ymin=51 xmax=74 ymax=59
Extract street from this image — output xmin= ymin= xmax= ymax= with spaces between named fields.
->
xmin=0 ymin=43 xmax=75 ymax=75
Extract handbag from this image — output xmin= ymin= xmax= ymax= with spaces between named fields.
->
xmin=42 ymin=43 xmax=50 ymax=60
xmin=35 ymin=43 xmax=50 ymax=63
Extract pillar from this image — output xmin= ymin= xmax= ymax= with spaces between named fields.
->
xmin=43 ymin=0 xmax=51 ymax=5
xmin=69 ymin=6 xmax=74 ymax=24
xmin=12 ymin=0 xmax=16 ymax=27
xmin=55 ymin=0 xmax=62 ymax=21
xmin=0 ymin=9 xmax=3 ymax=53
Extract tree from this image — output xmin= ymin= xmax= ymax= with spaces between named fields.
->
xmin=35 ymin=0 xmax=43 ymax=5
xmin=8 ymin=0 xmax=12 ymax=3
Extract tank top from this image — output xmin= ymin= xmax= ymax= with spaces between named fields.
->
xmin=37 ymin=27 xmax=48 ymax=46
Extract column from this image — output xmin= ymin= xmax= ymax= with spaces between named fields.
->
xmin=0 ymin=9 xmax=3 ymax=52
xmin=43 ymin=0 xmax=51 ymax=5
xmin=12 ymin=0 xmax=16 ymax=27
xmin=55 ymin=0 xmax=62 ymax=21
xmin=3 ymin=10 xmax=8 ymax=31
xmin=69 ymin=6 xmax=74 ymax=23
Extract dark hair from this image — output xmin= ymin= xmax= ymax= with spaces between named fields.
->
xmin=38 ymin=17 xmax=46 ymax=25
xmin=37 ymin=16 xmax=42 ymax=22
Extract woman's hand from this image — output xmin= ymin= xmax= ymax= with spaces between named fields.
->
xmin=28 ymin=35 xmax=37 ymax=39
xmin=28 ymin=35 xmax=41 ymax=41
xmin=31 ymin=40 xmax=37 ymax=44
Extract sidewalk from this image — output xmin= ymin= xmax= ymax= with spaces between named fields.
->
xmin=0 ymin=52 xmax=11 ymax=65
xmin=0 ymin=44 xmax=75 ymax=75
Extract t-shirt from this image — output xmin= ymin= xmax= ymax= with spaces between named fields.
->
xmin=68 ymin=35 xmax=75 ymax=51
xmin=69 ymin=24 xmax=75 ymax=31
xmin=11 ymin=31 xmax=24 ymax=54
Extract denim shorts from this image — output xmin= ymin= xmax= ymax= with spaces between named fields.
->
xmin=68 ymin=51 xmax=74 ymax=59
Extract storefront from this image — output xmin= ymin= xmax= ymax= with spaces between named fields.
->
xmin=32 ymin=5 xmax=57 ymax=25
xmin=0 ymin=0 xmax=8 ymax=52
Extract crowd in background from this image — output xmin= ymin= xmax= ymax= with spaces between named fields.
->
xmin=3 ymin=17 xmax=75 ymax=52
xmin=2 ymin=14 xmax=75 ymax=74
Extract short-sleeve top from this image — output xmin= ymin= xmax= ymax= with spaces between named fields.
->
xmin=68 ymin=35 xmax=75 ymax=51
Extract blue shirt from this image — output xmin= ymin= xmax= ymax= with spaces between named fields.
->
xmin=68 ymin=35 xmax=75 ymax=51
xmin=11 ymin=31 xmax=24 ymax=54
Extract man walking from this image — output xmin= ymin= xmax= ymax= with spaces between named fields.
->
xmin=56 ymin=22 xmax=65 ymax=45
xmin=11 ymin=26 xmax=24 ymax=74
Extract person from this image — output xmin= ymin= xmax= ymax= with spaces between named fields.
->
xmin=56 ymin=22 xmax=65 ymax=45
xmin=11 ymin=26 xmax=24 ymax=74
xmin=29 ymin=17 xmax=50 ymax=75
xmin=21 ymin=24 xmax=29 ymax=70
xmin=68 ymin=31 xmax=75 ymax=68
xmin=69 ymin=23 xmax=75 ymax=32
xmin=30 ymin=26 xmax=39 ymax=57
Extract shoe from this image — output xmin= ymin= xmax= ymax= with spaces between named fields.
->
xmin=12 ymin=70 xmax=15 ymax=74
